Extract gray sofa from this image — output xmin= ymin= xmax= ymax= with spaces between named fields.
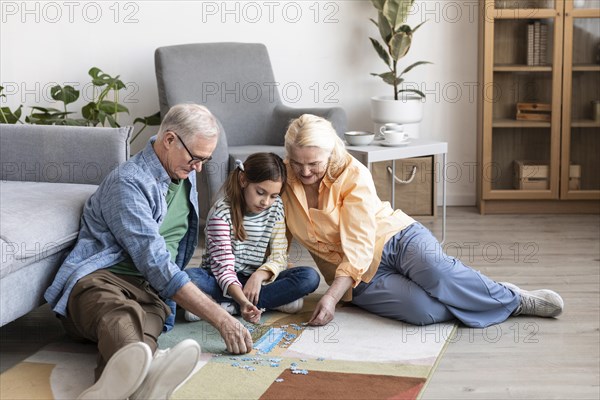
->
xmin=0 ymin=124 xmax=131 ymax=326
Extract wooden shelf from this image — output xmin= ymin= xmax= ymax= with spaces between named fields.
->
xmin=493 ymin=119 xmax=552 ymax=128
xmin=494 ymin=9 xmax=558 ymax=19
xmin=572 ymin=119 xmax=600 ymax=128
xmin=572 ymin=9 xmax=600 ymax=18
xmin=572 ymin=65 xmax=600 ymax=72
xmin=479 ymin=0 xmax=600 ymax=209
xmin=494 ymin=65 xmax=553 ymax=72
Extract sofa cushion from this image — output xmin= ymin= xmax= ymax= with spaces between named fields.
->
xmin=0 ymin=181 xmax=98 ymax=279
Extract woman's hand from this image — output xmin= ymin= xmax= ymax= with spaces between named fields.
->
xmin=243 ymin=270 xmax=272 ymax=305
xmin=240 ymin=301 xmax=262 ymax=324
xmin=308 ymin=276 xmax=354 ymax=326
xmin=308 ymin=293 xmax=338 ymax=326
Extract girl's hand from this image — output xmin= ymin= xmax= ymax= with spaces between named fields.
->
xmin=243 ymin=270 xmax=271 ymax=305
xmin=308 ymin=293 xmax=337 ymax=326
xmin=240 ymin=301 xmax=262 ymax=324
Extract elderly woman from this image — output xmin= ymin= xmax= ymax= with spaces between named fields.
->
xmin=282 ymin=114 xmax=564 ymax=327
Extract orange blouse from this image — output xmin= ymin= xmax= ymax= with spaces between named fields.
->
xmin=282 ymin=155 xmax=415 ymax=300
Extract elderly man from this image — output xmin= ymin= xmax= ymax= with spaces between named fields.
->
xmin=45 ymin=104 xmax=252 ymax=400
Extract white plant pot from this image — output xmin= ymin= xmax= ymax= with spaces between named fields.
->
xmin=370 ymin=95 xmax=425 ymax=139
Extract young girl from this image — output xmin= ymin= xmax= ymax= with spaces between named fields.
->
xmin=185 ymin=152 xmax=320 ymax=324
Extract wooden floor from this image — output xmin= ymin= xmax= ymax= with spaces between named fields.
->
xmin=419 ymin=207 xmax=600 ymax=400
xmin=1 ymin=207 xmax=598 ymax=399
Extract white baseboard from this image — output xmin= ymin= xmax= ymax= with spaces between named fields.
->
xmin=437 ymin=193 xmax=476 ymax=207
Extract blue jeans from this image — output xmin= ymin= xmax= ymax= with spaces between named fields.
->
xmin=352 ymin=223 xmax=520 ymax=328
xmin=185 ymin=267 xmax=320 ymax=310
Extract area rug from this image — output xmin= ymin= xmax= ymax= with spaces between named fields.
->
xmin=0 ymin=294 xmax=455 ymax=400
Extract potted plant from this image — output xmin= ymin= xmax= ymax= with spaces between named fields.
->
xmin=369 ymin=0 xmax=430 ymax=136
xmin=0 ymin=68 xmax=160 ymax=146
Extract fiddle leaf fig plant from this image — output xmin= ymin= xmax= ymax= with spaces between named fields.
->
xmin=369 ymin=0 xmax=431 ymax=100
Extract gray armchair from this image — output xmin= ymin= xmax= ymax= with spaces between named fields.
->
xmin=155 ymin=42 xmax=347 ymax=227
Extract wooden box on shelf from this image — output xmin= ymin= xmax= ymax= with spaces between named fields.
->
xmin=516 ymin=102 xmax=552 ymax=122
xmin=514 ymin=160 xmax=549 ymax=190
xmin=569 ymin=164 xmax=581 ymax=190
xmin=513 ymin=160 xmax=581 ymax=191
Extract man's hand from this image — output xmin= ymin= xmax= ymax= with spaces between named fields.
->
xmin=173 ymin=282 xmax=253 ymax=354
xmin=217 ymin=313 xmax=253 ymax=354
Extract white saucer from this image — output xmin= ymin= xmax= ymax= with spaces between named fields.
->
xmin=380 ymin=140 xmax=410 ymax=147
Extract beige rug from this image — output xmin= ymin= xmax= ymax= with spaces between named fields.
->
xmin=1 ymin=296 xmax=455 ymax=400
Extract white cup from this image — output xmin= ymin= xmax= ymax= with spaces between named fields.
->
xmin=379 ymin=123 xmax=408 ymax=144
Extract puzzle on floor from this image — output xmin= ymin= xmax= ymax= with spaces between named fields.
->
xmin=0 ymin=300 xmax=456 ymax=400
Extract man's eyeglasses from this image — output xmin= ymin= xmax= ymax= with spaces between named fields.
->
xmin=172 ymin=132 xmax=212 ymax=166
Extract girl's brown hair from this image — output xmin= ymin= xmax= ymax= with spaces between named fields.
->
xmin=224 ymin=152 xmax=286 ymax=241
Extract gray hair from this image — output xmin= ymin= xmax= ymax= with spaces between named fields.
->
xmin=157 ymin=104 xmax=220 ymax=143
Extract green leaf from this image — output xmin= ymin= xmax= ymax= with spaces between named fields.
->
xmin=371 ymin=72 xmax=397 ymax=85
xmin=0 ymin=105 xmax=22 ymax=124
xmin=134 ymin=111 xmax=161 ymax=126
xmin=98 ymin=110 xmax=107 ymax=126
xmin=398 ymin=88 xmax=426 ymax=98
xmin=371 ymin=0 xmax=386 ymax=12
xmin=89 ymin=67 xmax=114 ymax=87
xmin=105 ymin=114 xmax=120 ymax=128
xmin=64 ymin=118 xmax=88 ymax=126
xmin=383 ymin=0 xmax=412 ymax=31
xmin=378 ymin=11 xmax=393 ymax=44
xmin=399 ymin=61 xmax=432 ymax=77
xmin=411 ymin=19 xmax=427 ymax=34
xmin=370 ymin=38 xmax=391 ymax=67
xmin=112 ymin=78 xmax=126 ymax=91
xmin=88 ymin=67 xmax=102 ymax=79
xmin=82 ymin=102 xmax=98 ymax=120
xmin=29 ymin=106 xmax=63 ymax=113
xmin=390 ymin=31 xmax=412 ymax=61
xmin=98 ymin=100 xmax=129 ymax=115
xmin=50 ymin=85 xmax=80 ymax=105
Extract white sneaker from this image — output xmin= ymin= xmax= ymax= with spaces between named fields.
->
xmin=185 ymin=302 xmax=237 ymax=322
xmin=274 ymin=298 xmax=304 ymax=314
xmin=220 ymin=302 xmax=237 ymax=315
xmin=77 ymin=342 xmax=152 ymax=400
xmin=131 ymin=339 xmax=202 ymax=400
xmin=502 ymin=282 xmax=564 ymax=317
xmin=184 ymin=310 xmax=202 ymax=322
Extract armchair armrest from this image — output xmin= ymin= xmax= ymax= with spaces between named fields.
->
xmin=272 ymin=104 xmax=347 ymax=140
xmin=0 ymin=124 xmax=131 ymax=185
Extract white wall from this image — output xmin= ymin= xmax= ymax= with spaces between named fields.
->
xmin=0 ymin=0 xmax=480 ymax=205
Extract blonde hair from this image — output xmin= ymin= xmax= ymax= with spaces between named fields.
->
xmin=284 ymin=114 xmax=350 ymax=179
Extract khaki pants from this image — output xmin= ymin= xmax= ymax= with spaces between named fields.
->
xmin=60 ymin=270 xmax=171 ymax=380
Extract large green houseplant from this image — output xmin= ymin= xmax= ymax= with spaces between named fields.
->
xmin=0 ymin=67 xmax=160 ymax=146
xmin=369 ymin=0 xmax=431 ymax=135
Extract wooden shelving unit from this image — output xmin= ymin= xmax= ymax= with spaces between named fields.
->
xmin=477 ymin=0 xmax=600 ymax=214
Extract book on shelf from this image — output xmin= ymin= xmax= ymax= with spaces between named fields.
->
xmin=526 ymin=21 xmax=548 ymax=66
xmin=540 ymin=23 xmax=548 ymax=65
xmin=527 ymin=22 xmax=535 ymax=66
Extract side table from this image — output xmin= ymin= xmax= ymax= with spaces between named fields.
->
xmin=346 ymin=138 xmax=449 ymax=244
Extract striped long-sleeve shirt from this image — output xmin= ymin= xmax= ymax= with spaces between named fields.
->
xmin=201 ymin=196 xmax=288 ymax=296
